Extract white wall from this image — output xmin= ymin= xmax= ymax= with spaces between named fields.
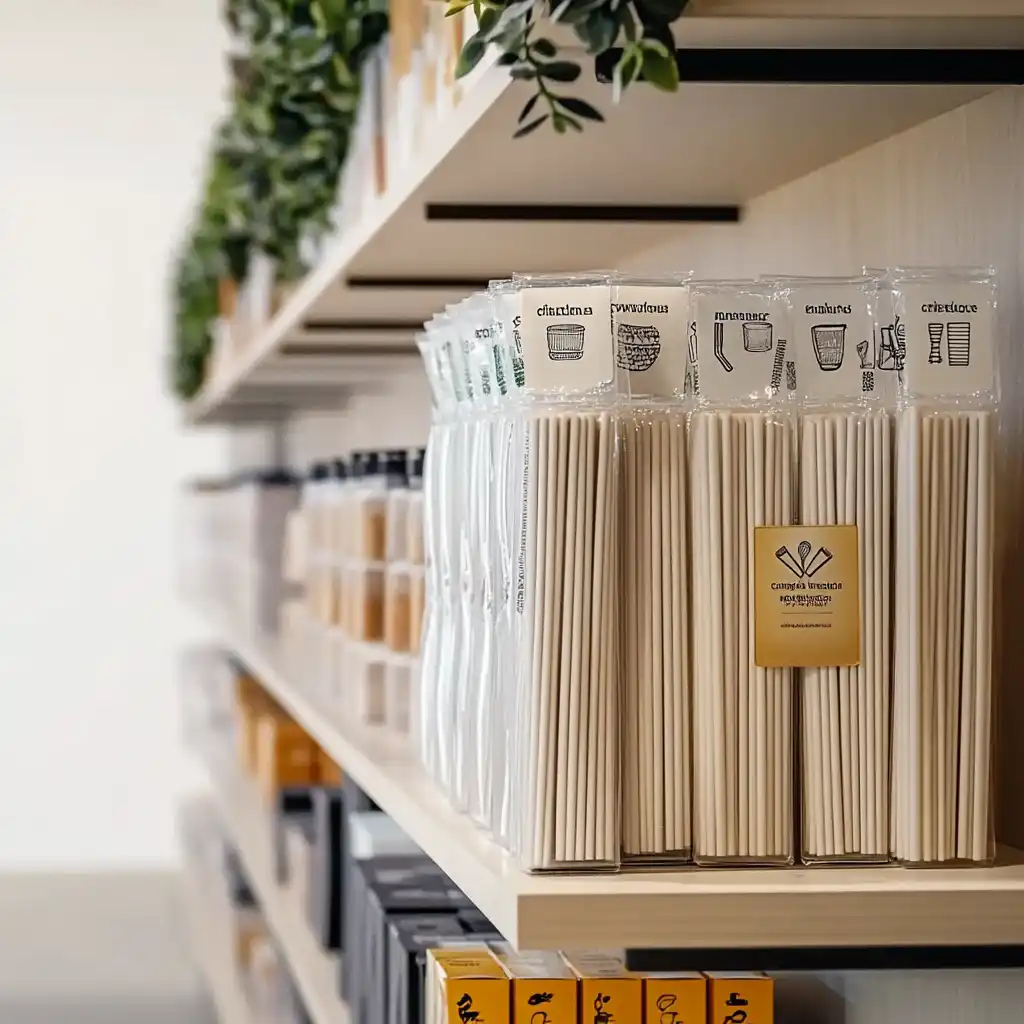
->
xmin=0 ymin=1 xmax=228 ymax=867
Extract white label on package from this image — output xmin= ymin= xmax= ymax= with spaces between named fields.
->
xmin=519 ymin=285 xmax=614 ymax=394
xmin=895 ymin=278 xmax=996 ymax=399
xmin=611 ymin=284 xmax=689 ymax=397
xmin=691 ymin=285 xmax=786 ymax=402
xmin=787 ymin=281 xmax=895 ymax=402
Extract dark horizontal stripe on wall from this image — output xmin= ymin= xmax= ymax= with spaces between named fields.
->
xmin=594 ymin=48 xmax=1024 ymax=86
xmin=301 ymin=319 xmax=424 ymax=332
xmin=346 ymin=275 xmax=495 ymax=290
xmin=625 ymin=944 xmax=1024 ymax=973
xmin=425 ymin=203 xmax=741 ymax=224
xmin=280 ymin=343 xmax=419 ymax=357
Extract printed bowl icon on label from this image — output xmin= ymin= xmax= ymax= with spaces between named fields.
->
xmin=616 ymin=323 xmax=661 ymax=371
xmin=546 ymin=323 xmax=585 ymax=361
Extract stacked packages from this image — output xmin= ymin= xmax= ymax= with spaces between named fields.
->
xmin=414 ymin=267 xmax=999 ymax=871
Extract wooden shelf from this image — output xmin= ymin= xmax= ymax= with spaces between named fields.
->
xmin=186 ymin=14 xmax=1024 ymax=424
xmin=202 ymin=611 xmax=1024 ymax=953
xmin=181 ymin=799 xmax=254 ymax=1024
xmin=181 ymin=791 xmax=349 ymax=1024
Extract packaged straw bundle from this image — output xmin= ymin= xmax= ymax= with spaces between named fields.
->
xmin=416 ymin=315 xmax=464 ymax=793
xmin=890 ymin=267 xmax=998 ymax=864
xmin=782 ymin=276 xmax=894 ymax=863
xmin=689 ymin=281 xmax=796 ymax=864
xmin=613 ymin=275 xmax=693 ymax=863
xmin=511 ymin=273 xmax=622 ymax=870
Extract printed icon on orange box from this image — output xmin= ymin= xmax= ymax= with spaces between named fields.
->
xmin=592 ymin=993 xmax=614 ymax=1024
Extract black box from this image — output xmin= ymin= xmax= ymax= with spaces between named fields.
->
xmin=364 ymin=881 xmax=466 ymax=1024
xmin=386 ymin=916 xmax=467 ymax=1024
xmin=273 ymin=786 xmax=316 ymax=884
xmin=457 ymin=908 xmax=500 ymax=936
xmin=340 ymin=852 xmax=448 ymax=994
xmin=340 ymin=857 xmax=453 ymax=1010
xmin=307 ymin=787 xmax=344 ymax=950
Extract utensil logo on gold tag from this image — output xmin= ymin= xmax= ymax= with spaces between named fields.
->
xmin=754 ymin=524 xmax=860 ymax=668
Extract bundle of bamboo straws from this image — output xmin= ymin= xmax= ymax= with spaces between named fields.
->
xmin=799 ymin=410 xmax=892 ymax=861
xmin=690 ymin=409 xmax=795 ymax=863
xmin=621 ymin=410 xmax=691 ymax=861
xmin=892 ymin=406 xmax=995 ymax=863
xmin=521 ymin=408 xmax=620 ymax=869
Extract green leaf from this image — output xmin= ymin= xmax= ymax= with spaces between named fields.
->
xmin=612 ymin=45 xmax=641 ymax=103
xmin=456 ymin=35 xmax=488 ymax=78
xmin=555 ymin=95 xmax=604 ymax=121
xmin=577 ymin=10 xmax=617 ymax=54
xmin=552 ymin=113 xmax=568 ymax=133
xmin=550 ymin=0 xmax=572 ymax=21
xmin=477 ymin=6 xmax=499 ymax=34
xmin=532 ymin=37 xmax=557 ymax=58
xmin=445 ymin=0 xmax=474 ymax=16
xmin=509 ymin=64 xmax=538 ymax=80
xmin=640 ymin=43 xmax=679 ymax=90
xmin=513 ymin=113 xmax=548 ymax=138
xmin=618 ymin=3 xmax=637 ymax=43
xmin=497 ymin=50 xmax=520 ymax=65
xmin=518 ymin=93 xmax=540 ymax=123
xmin=537 ymin=60 xmax=581 ymax=82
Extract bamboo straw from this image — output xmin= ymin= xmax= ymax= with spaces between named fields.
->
xmin=692 ymin=409 xmax=794 ymax=863
xmin=798 ymin=410 xmax=891 ymax=862
xmin=893 ymin=407 xmax=994 ymax=864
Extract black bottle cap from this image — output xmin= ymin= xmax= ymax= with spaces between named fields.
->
xmin=410 ymin=448 xmax=425 ymax=483
xmin=308 ymin=461 xmax=330 ymax=482
xmin=253 ymin=468 xmax=298 ymax=487
xmin=362 ymin=450 xmax=381 ymax=476
xmin=385 ymin=449 xmax=408 ymax=487
xmin=332 ymin=458 xmax=348 ymax=480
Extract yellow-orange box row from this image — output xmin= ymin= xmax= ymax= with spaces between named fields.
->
xmin=235 ymin=673 xmax=343 ymax=799
xmin=428 ymin=948 xmax=773 ymax=1024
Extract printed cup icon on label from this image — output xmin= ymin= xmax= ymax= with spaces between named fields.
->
xmin=946 ymin=321 xmax=972 ymax=366
xmin=742 ymin=321 xmax=773 ymax=353
xmin=811 ymin=323 xmax=846 ymax=371
xmin=616 ymin=323 xmax=661 ymax=371
xmin=928 ymin=322 xmax=944 ymax=364
xmin=546 ymin=323 xmax=585 ymax=361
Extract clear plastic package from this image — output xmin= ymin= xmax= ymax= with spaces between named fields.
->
xmin=613 ymin=274 xmax=694 ymax=865
xmin=406 ymin=448 xmax=426 ymax=566
xmin=780 ymin=275 xmax=894 ymax=864
xmin=510 ymin=271 xmax=622 ymax=871
xmin=890 ymin=266 xmax=998 ymax=865
xmin=689 ymin=279 xmax=796 ymax=865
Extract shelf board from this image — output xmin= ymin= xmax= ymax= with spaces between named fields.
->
xmin=185 ymin=15 xmax=1023 ymax=424
xmin=187 ymin=786 xmax=349 ymax=1024
xmin=202 ymin=611 xmax=1024 ymax=953
xmin=181 ymin=800 xmax=254 ymax=1024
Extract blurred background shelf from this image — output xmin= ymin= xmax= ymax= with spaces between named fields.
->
xmin=189 ymin=785 xmax=349 ymax=1024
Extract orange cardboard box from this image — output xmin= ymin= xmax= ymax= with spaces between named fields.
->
xmin=255 ymin=714 xmax=318 ymax=799
xmin=644 ymin=973 xmax=706 ymax=1024
xmin=706 ymin=973 xmax=773 ymax=1024
xmin=494 ymin=946 xmax=578 ymax=1024
xmin=427 ymin=949 xmax=510 ymax=1024
xmin=318 ymin=748 xmax=343 ymax=786
xmin=562 ymin=953 xmax=641 ymax=1024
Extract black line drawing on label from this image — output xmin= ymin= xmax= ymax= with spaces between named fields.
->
xmin=775 ymin=545 xmax=804 ymax=578
xmin=928 ymin=322 xmax=944 ymax=364
xmin=616 ymin=323 xmax=661 ymax=371
xmin=713 ymin=321 xmax=733 ymax=372
xmin=688 ymin=321 xmax=698 ymax=367
xmin=811 ymin=323 xmax=846 ymax=371
xmin=805 ymin=546 xmax=834 ymax=578
xmin=742 ymin=320 xmax=773 ymax=353
xmin=947 ymin=321 xmax=972 ymax=366
xmin=776 ymin=540 xmax=833 ymax=579
xmin=877 ymin=317 xmax=905 ymax=372
xmin=857 ymin=338 xmax=874 ymax=369
xmin=546 ymin=323 xmax=585 ymax=361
